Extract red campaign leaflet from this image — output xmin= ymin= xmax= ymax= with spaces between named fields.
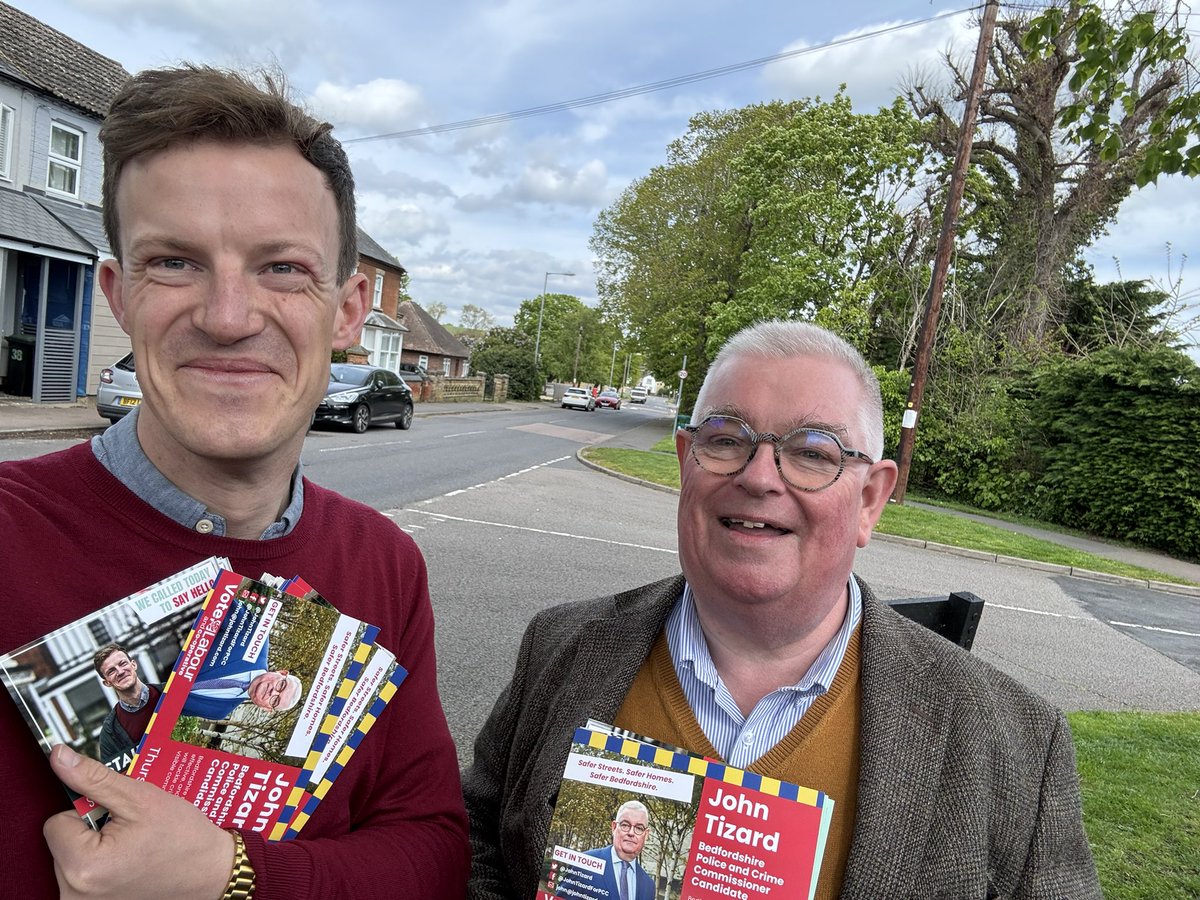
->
xmin=537 ymin=725 xmax=834 ymax=900
xmin=0 ymin=557 xmax=229 ymax=827
xmin=130 ymin=569 xmax=375 ymax=838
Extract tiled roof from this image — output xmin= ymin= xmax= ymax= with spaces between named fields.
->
xmin=0 ymin=2 xmax=130 ymax=118
xmin=396 ymin=300 xmax=471 ymax=360
xmin=0 ymin=188 xmax=93 ymax=254
xmin=365 ymin=310 xmax=408 ymax=332
xmin=34 ymin=194 xmax=110 ymax=255
xmin=356 ymin=227 xmax=405 ymax=272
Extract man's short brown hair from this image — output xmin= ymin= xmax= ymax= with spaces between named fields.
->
xmin=100 ymin=64 xmax=358 ymax=281
xmin=93 ymin=643 xmax=129 ymax=677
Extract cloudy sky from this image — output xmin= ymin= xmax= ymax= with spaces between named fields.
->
xmin=14 ymin=0 xmax=1199 ymax=335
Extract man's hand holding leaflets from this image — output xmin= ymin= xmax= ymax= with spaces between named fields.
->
xmin=1 ymin=559 xmax=407 ymax=843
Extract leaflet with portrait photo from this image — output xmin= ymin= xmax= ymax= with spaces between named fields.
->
xmin=0 ymin=556 xmax=229 ymax=828
xmin=130 ymin=568 xmax=386 ymax=838
xmin=537 ymin=724 xmax=834 ymax=900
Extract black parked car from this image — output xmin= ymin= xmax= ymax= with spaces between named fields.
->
xmin=315 ymin=364 xmax=414 ymax=433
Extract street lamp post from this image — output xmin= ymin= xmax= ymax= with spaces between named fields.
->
xmin=609 ymin=341 xmax=618 ymax=387
xmin=533 ymin=271 xmax=575 ymax=369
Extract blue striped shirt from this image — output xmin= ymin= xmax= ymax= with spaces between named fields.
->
xmin=665 ymin=579 xmax=862 ymax=768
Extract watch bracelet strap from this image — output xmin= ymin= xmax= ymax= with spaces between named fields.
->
xmin=222 ymin=829 xmax=257 ymax=900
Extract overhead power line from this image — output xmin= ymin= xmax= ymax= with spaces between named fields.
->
xmin=342 ymin=4 xmax=982 ymax=144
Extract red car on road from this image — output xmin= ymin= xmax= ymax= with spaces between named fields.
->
xmin=595 ymin=390 xmax=622 ymax=410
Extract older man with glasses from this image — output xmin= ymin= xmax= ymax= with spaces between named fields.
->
xmin=465 ymin=319 xmax=1100 ymax=900
xmin=554 ymin=800 xmax=655 ymax=900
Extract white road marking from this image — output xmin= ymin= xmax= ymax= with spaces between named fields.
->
xmin=317 ymin=439 xmax=412 ymax=452
xmin=416 ymin=456 xmax=573 ymax=502
xmin=990 ymin=603 xmax=1200 ymax=637
xmin=401 ymin=508 xmax=678 ymax=554
xmin=444 ymin=431 xmax=485 ymax=438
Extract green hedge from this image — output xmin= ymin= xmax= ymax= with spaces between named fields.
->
xmin=877 ymin=344 xmax=1200 ymax=559
xmin=1026 ymin=346 xmax=1199 ymax=559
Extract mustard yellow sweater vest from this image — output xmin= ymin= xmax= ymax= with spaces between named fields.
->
xmin=613 ymin=628 xmax=862 ymax=900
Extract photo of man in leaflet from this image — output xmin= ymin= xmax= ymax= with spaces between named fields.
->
xmin=0 ymin=64 xmax=468 ymax=899
xmin=555 ymin=800 xmax=656 ymax=900
xmin=94 ymin=644 xmax=163 ymax=767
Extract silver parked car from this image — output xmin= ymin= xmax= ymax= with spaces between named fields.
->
xmin=97 ymin=353 xmax=142 ymax=423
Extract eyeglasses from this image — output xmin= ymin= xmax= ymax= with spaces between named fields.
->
xmin=615 ymin=821 xmax=648 ymax=835
xmin=681 ymin=415 xmax=874 ymax=492
xmin=259 ymin=673 xmax=291 ymax=710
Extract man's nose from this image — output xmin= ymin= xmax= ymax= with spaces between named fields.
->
xmin=735 ymin=439 xmax=785 ymax=493
xmin=194 ymin=269 xmax=264 ymax=343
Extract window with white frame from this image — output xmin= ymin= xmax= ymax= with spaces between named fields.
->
xmin=47 ymin=122 xmax=83 ymax=197
xmin=418 ymin=354 xmax=429 ymax=370
xmin=373 ymin=272 xmax=384 ymax=309
xmin=442 ymin=357 xmax=451 ymax=375
xmin=0 ymin=105 xmax=13 ymax=181
xmin=362 ymin=326 xmax=401 ymax=372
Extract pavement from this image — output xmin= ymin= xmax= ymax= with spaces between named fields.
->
xmin=0 ymin=392 xmax=546 ymax=438
xmin=5 ymin=392 xmax=1200 ymax=593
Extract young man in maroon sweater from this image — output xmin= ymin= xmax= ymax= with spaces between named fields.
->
xmin=0 ymin=65 xmax=468 ymax=899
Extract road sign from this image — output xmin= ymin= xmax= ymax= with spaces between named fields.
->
xmin=677 ymin=369 xmax=688 ymax=380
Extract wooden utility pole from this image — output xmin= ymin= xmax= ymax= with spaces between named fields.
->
xmin=893 ymin=0 xmax=999 ymax=503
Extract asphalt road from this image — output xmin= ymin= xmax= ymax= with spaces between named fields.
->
xmin=5 ymin=402 xmax=1199 ymax=768
xmin=384 ymin=458 xmax=1200 ymax=765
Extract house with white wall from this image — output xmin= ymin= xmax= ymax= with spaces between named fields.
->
xmin=0 ymin=2 xmax=129 ymax=402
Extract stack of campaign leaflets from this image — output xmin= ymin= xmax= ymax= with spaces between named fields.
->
xmin=538 ymin=722 xmax=834 ymax=900
xmin=0 ymin=558 xmax=406 ymax=840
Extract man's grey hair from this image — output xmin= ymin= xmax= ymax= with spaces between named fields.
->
xmin=692 ymin=320 xmax=884 ymax=460
xmin=614 ymin=799 xmax=650 ymax=824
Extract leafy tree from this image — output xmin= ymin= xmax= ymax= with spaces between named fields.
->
xmin=513 ymin=293 xmax=621 ymax=385
xmin=906 ymin=0 xmax=1199 ymax=347
xmin=459 ymin=303 xmax=495 ymax=331
xmin=468 ymin=327 xmax=540 ymax=400
xmin=1056 ymin=264 xmax=1177 ymax=355
xmin=397 ymin=272 xmax=414 ymax=305
xmin=591 ymin=94 xmax=928 ymax=408
xmin=424 ymin=301 xmax=447 ymax=322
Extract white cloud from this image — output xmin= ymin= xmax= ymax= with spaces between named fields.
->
xmin=1086 ymin=175 xmax=1200 ymax=286
xmin=346 ymin=155 xmax=457 ymax=201
xmin=763 ymin=9 xmax=977 ymax=111
xmin=310 ymin=78 xmax=426 ymax=135
xmin=358 ymin=195 xmax=451 ymax=248
xmin=456 ymin=159 xmax=609 ymax=211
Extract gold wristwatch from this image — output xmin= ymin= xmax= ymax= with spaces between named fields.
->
xmin=222 ymin=829 xmax=257 ymax=900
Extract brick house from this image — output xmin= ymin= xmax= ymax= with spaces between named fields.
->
xmin=395 ymin=300 xmax=470 ymax=378
xmin=351 ymin=227 xmax=409 ymax=370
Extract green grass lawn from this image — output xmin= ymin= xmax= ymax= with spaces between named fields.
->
xmin=582 ymin=443 xmax=1199 ymax=895
xmin=1069 ymin=712 xmax=1200 ymax=899
xmin=582 ymin=445 xmax=1192 ymax=585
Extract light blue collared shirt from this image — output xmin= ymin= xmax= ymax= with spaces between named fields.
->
xmin=91 ymin=408 xmax=304 ymax=539
xmin=665 ymin=578 xmax=862 ymax=768
xmin=605 ymin=846 xmax=637 ymax=899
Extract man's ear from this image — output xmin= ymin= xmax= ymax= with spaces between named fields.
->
xmin=675 ymin=426 xmax=694 ymax=482
xmin=857 ymin=460 xmax=899 ymax=548
xmin=332 ymin=274 xmax=370 ymax=351
xmin=98 ymin=259 xmax=130 ymax=334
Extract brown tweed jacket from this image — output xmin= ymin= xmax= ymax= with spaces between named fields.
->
xmin=463 ymin=575 xmax=1101 ymax=899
